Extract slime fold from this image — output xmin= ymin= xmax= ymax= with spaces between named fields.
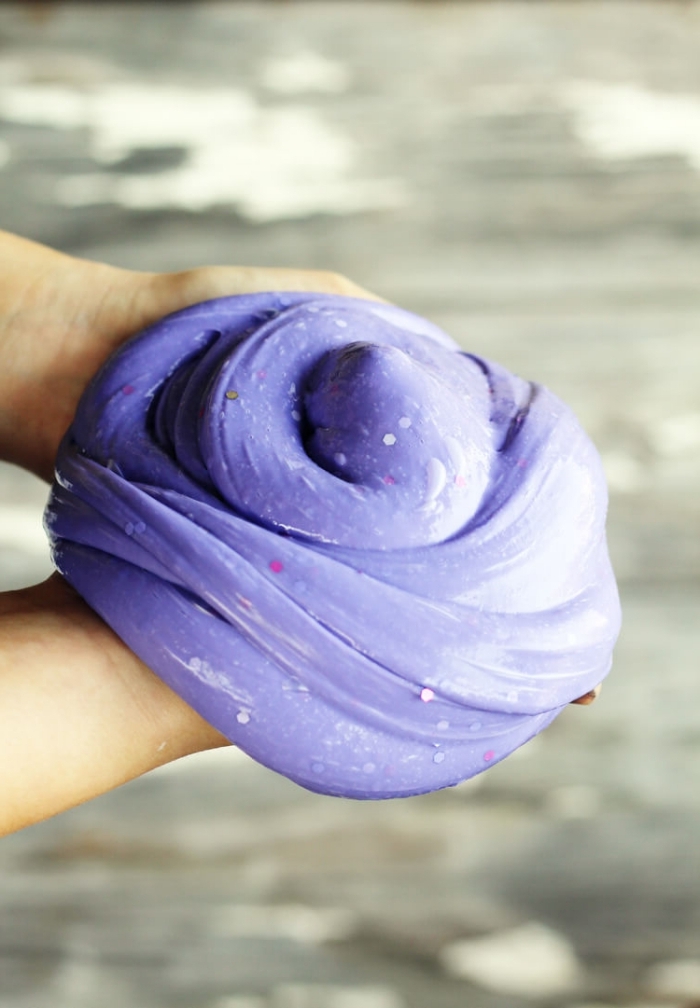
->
xmin=45 ymin=293 xmax=621 ymax=798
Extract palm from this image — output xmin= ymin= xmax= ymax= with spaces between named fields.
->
xmin=0 ymin=232 xmax=372 ymax=835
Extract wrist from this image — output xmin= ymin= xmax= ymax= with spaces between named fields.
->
xmin=0 ymin=576 xmax=228 ymax=835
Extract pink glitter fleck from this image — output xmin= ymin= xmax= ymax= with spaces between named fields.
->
xmin=516 ymin=458 xmax=528 ymax=468
xmin=257 ymin=369 xmax=267 ymax=380
xmin=122 ymin=384 xmax=135 ymax=395
xmin=420 ymin=688 xmax=435 ymax=703
xmin=483 ymin=749 xmax=495 ymax=761
xmin=383 ymin=475 xmax=396 ymax=485
xmin=454 ymin=474 xmax=466 ymax=487
xmin=269 ymin=560 xmax=284 ymax=574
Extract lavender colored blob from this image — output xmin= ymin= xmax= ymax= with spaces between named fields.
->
xmin=44 ymin=293 xmax=621 ymax=799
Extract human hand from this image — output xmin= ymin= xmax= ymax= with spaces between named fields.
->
xmin=0 ymin=231 xmax=374 ymax=483
xmin=0 ymin=231 xmax=374 ymax=835
xmin=0 ymin=232 xmax=598 ymax=835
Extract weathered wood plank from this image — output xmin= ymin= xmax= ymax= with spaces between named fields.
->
xmin=0 ymin=4 xmax=699 ymax=1007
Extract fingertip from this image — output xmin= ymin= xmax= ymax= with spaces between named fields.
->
xmin=570 ymin=683 xmax=603 ymax=706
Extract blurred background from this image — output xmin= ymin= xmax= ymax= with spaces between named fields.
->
xmin=1 ymin=3 xmax=700 ymax=1007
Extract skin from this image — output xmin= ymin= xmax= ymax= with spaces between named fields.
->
xmin=0 ymin=230 xmax=598 ymax=836
xmin=0 ymin=230 xmax=373 ymax=836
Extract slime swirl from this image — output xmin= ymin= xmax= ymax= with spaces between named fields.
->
xmin=45 ymin=293 xmax=621 ymax=798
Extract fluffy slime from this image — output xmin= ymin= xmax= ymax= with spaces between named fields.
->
xmin=45 ymin=293 xmax=620 ymax=798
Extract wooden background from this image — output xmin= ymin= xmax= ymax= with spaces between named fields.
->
xmin=1 ymin=4 xmax=700 ymax=1007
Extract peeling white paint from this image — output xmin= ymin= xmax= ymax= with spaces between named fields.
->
xmin=561 ymin=80 xmax=700 ymax=171
xmin=260 ymin=51 xmax=350 ymax=95
xmin=440 ymin=921 xmax=582 ymax=997
xmin=0 ymin=81 xmax=406 ymax=220
xmin=545 ymin=784 xmax=601 ymax=820
xmin=214 ymin=996 xmax=265 ymax=1008
xmin=601 ymin=450 xmax=646 ymax=494
xmin=649 ymin=411 xmax=700 ymax=457
xmin=644 ymin=958 xmax=700 ymax=1000
xmin=269 ymin=985 xmax=405 ymax=1008
xmin=0 ymin=504 xmax=49 ymax=556
xmin=211 ymin=903 xmax=357 ymax=944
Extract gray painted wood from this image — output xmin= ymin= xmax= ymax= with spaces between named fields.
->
xmin=0 ymin=3 xmax=699 ymax=1006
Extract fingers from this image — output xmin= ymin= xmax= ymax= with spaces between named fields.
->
xmin=0 ymin=574 xmax=230 ymax=835
xmin=149 ymin=265 xmax=385 ymax=320
xmin=570 ymin=683 xmax=602 ymax=706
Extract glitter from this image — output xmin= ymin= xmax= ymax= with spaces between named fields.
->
xmin=334 ymin=452 xmax=347 ymax=466
xmin=134 ymin=521 xmax=146 ymax=534
xmin=470 ymin=721 xmax=482 ymax=732
xmin=455 ymin=474 xmax=467 ymax=487
xmin=334 ymin=318 xmax=348 ymax=328
xmin=225 ymin=390 xmax=239 ymax=400
xmin=362 ymin=762 xmax=376 ymax=774
xmin=484 ymin=750 xmax=495 ymax=761
xmin=420 ymin=688 xmax=435 ymax=703
xmin=122 ymin=384 xmax=135 ymax=395
xmin=383 ymin=433 xmax=397 ymax=446
xmin=256 ymin=369 xmax=267 ymax=379
xmin=398 ymin=416 xmax=411 ymax=428
xmin=291 ymin=410 xmax=301 ymax=421
xmin=437 ymin=719 xmax=450 ymax=731
xmin=433 ymin=751 xmax=446 ymax=764
xmin=311 ymin=762 xmax=325 ymax=774
xmin=124 ymin=522 xmax=134 ymax=536
xmin=269 ymin=560 xmax=284 ymax=574
xmin=236 ymin=710 xmax=250 ymax=725
xmin=383 ymin=475 xmax=396 ymax=485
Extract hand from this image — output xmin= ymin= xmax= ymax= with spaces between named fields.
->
xmin=0 ymin=231 xmax=374 ymax=483
xmin=0 ymin=230 xmax=375 ymax=836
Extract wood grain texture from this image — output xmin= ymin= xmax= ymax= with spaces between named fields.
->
xmin=0 ymin=3 xmax=699 ymax=1006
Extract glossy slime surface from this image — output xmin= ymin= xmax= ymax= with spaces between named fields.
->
xmin=45 ymin=293 xmax=620 ymax=798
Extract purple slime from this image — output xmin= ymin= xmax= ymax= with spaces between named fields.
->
xmin=45 ymin=293 xmax=620 ymax=799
